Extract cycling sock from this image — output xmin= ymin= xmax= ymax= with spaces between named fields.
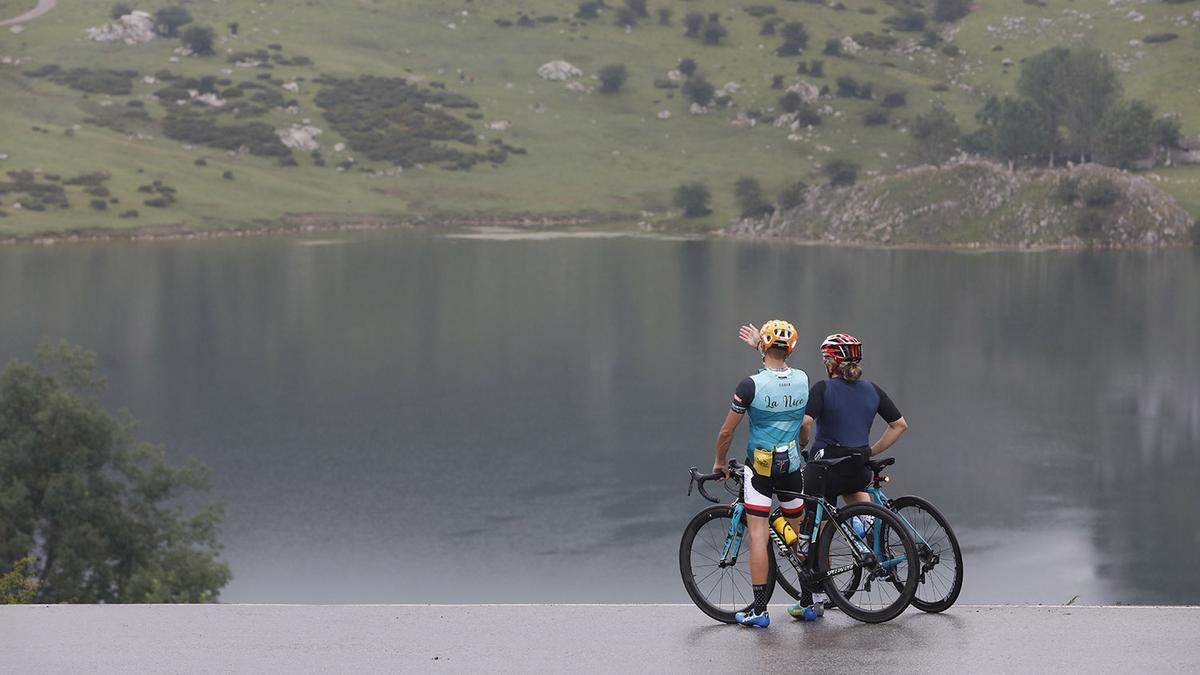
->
xmin=753 ymin=584 xmax=769 ymax=614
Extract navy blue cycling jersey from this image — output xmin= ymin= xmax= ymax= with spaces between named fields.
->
xmin=805 ymin=378 xmax=901 ymax=452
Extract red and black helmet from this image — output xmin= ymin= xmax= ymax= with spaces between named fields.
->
xmin=819 ymin=333 xmax=862 ymax=364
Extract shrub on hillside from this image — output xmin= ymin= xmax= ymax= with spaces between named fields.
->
xmin=154 ymin=6 xmax=193 ymax=37
xmin=778 ymin=181 xmax=807 ymax=210
xmin=683 ymin=12 xmax=704 ymax=37
xmin=27 ymin=67 xmax=136 ymax=95
xmin=1081 ymin=177 xmax=1121 ymax=208
xmin=735 ymin=177 xmax=773 ymax=218
xmin=881 ymin=91 xmax=907 ymax=108
xmin=702 ymin=19 xmax=728 ymax=45
xmin=597 ymin=64 xmax=628 ymax=94
xmin=933 ymin=0 xmax=970 ymax=22
xmin=677 ymin=58 xmax=698 ymax=78
xmin=776 ymin=22 xmax=809 ymax=56
xmin=823 ymin=38 xmax=841 ymax=56
xmin=682 ymin=76 xmax=715 ymax=105
xmin=111 ymin=3 xmax=132 ymax=19
xmin=884 ymin=11 xmax=926 ymax=32
xmin=614 ymin=7 xmax=638 ymax=27
xmin=181 ymin=26 xmax=216 ymax=56
xmin=862 ymin=109 xmax=888 ymax=126
xmin=1143 ymin=33 xmax=1179 ymax=44
xmin=89 ymin=199 xmax=108 ymax=211
xmin=744 ymin=5 xmax=778 ymax=18
xmin=162 ymin=113 xmax=291 ymax=157
xmin=760 ymin=17 xmax=782 ymax=36
xmin=674 ymin=182 xmax=712 ymax=217
xmin=911 ymin=102 xmax=960 ymax=165
xmin=824 ymin=159 xmax=859 ymax=187
xmin=658 ymin=8 xmax=673 ymax=25
xmin=624 ymin=0 xmax=649 ymax=18
xmin=835 ymin=76 xmax=861 ymax=98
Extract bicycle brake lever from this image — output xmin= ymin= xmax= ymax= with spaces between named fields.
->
xmin=687 ymin=467 xmax=697 ymax=496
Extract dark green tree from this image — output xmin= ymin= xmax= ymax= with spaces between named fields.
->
xmin=1057 ymin=49 xmax=1121 ymax=162
xmin=824 ymin=159 xmax=859 ymax=187
xmin=1099 ymin=99 xmax=1156 ymax=169
xmin=1152 ymin=113 xmax=1182 ymax=149
xmin=778 ymin=181 xmax=807 ymax=210
xmin=911 ymin=102 xmax=960 ymax=165
xmin=1017 ymin=47 xmax=1069 ymax=165
xmin=153 ymin=6 xmax=193 ymax=37
xmin=682 ymin=75 xmax=714 ymax=105
xmin=1 ymin=558 xmax=39 ymax=603
xmin=776 ymin=22 xmax=809 ymax=56
xmin=0 ymin=341 xmax=231 ymax=603
xmin=933 ymin=0 xmax=970 ymax=22
xmin=734 ymin=177 xmax=773 ymax=218
xmin=975 ymin=96 xmax=1047 ymax=168
xmin=597 ymin=64 xmax=628 ymax=94
xmin=181 ymin=26 xmax=215 ymax=56
xmin=674 ymin=182 xmax=712 ymax=217
xmin=702 ymin=19 xmax=728 ymax=45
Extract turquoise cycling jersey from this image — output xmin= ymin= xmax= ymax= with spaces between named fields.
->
xmin=731 ymin=366 xmax=810 ymax=471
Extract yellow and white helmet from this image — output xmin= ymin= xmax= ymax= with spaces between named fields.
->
xmin=759 ymin=320 xmax=798 ymax=354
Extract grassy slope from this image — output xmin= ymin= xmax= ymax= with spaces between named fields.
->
xmin=0 ymin=0 xmax=1197 ymax=238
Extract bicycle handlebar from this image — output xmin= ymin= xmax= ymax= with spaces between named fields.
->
xmin=687 ymin=460 xmax=743 ymax=503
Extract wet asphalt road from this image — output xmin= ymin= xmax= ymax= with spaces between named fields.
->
xmin=2 ymin=604 xmax=1197 ymax=673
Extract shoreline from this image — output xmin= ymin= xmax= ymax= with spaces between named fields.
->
xmin=1 ymin=214 xmax=1196 ymax=252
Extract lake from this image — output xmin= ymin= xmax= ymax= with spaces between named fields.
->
xmin=1 ymin=230 xmax=1197 ymax=605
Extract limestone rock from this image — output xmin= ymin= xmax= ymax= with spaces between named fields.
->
xmin=537 ymin=61 xmax=582 ymax=81
xmin=276 ymin=125 xmax=322 ymax=151
xmin=87 ymin=11 xmax=156 ymax=45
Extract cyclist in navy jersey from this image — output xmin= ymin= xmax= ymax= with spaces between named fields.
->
xmin=738 ymin=328 xmax=908 ymax=615
xmin=713 ymin=320 xmax=810 ymax=628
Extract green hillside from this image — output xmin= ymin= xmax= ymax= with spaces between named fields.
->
xmin=0 ymin=0 xmax=1197 ymax=239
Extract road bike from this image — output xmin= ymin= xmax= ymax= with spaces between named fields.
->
xmin=680 ymin=458 xmax=919 ymax=624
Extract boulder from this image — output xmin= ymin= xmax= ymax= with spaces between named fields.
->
xmin=731 ymin=112 xmax=756 ymax=129
xmin=282 ymin=82 xmax=300 ymax=93
xmin=657 ymin=110 xmax=671 ymax=120
xmin=486 ymin=120 xmax=512 ymax=131
xmin=689 ymin=103 xmax=708 ymax=115
xmin=786 ymin=81 xmax=820 ymax=104
xmin=86 ymin=12 xmax=156 ymax=45
xmin=276 ymin=125 xmax=322 ymax=151
xmin=537 ymin=61 xmax=582 ymax=81
xmin=840 ymin=36 xmax=864 ymax=55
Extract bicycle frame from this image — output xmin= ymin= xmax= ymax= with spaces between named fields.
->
xmin=865 ymin=484 xmax=933 ymax=550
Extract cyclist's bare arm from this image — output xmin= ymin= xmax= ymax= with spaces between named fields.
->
xmin=799 ymin=415 xmax=814 ymax=447
xmin=714 ymin=410 xmax=744 ymax=478
xmin=870 ymin=416 xmax=908 ymax=456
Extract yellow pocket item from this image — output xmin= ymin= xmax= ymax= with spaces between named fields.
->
xmin=752 ymin=448 xmax=773 ymax=477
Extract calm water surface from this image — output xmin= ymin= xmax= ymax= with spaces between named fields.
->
xmin=1 ymin=231 xmax=1197 ymax=605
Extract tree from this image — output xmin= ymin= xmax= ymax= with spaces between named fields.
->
xmin=0 ymin=341 xmax=231 ymax=603
xmin=911 ymin=102 xmax=960 ymax=165
xmin=682 ymin=75 xmax=714 ymax=105
xmin=976 ymin=96 xmax=1047 ymax=168
xmin=111 ymin=3 xmax=132 ymax=20
xmin=933 ymin=0 xmax=970 ymax=22
xmin=884 ymin=11 xmax=926 ymax=32
xmin=1 ymin=558 xmax=39 ymax=603
xmin=778 ymin=181 xmax=807 ymax=210
xmin=575 ymin=2 xmax=601 ymax=20
xmin=597 ymin=64 xmax=628 ymax=94
xmin=824 ymin=160 xmax=859 ymax=187
xmin=1017 ymin=47 xmax=1069 ymax=166
xmin=735 ymin=177 xmax=773 ymax=218
xmin=624 ymin=0 xmax=649 ymax=19
xmin=181 ymin=26 xmax=215 ymax=56
xmin=154 ymin=6 xmax=193 ymax=37
xmin=683 ymin=12 xmax=705 ymax=37
xmin=776 ymin=22 xmax=809 ymax=56
xmin=1057 ymin=48 xmax=1121 ymax=162
xmin=615 ymin=7 xmax=638 ymax=27
xmin=779 ymin=91 xmax=803 ymax=113
xmin=823 ymin=38 xmax=841 ymax=56
xmin=677 ymin=58 xmax=698 ymax=78
xmin=702 ymin=19 xmax=728 ymax=45
xmin=674 ymin=182 xmax=712 ymax=217
xmin=1152 ymin=113 xmax=1182 ymax=149
xmin=1099 ymin=99 xmax=1155 ymax=169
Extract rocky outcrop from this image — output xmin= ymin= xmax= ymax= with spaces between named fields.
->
xmin=537 ymin=61 xmax=582 ymax=81
xmin=276 ymin=125 xmax=322 ymax=151
xmin=727 ymin=160 xmax=1196 ymax=248
xmin=87 ymin=11 xmax=155 ymax=45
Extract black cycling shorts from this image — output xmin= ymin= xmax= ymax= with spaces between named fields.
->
xmin=803 ymin=445 xmax=871 ymax=507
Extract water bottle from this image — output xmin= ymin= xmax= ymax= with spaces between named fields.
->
xmin=771 ymin=516 xmax=798 ymax=546
xmin=851 ymin=515 xmax=876 ymax=537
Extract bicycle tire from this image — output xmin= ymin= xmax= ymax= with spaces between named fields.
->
xmin=679 ymin=504 xmax=776 ymax=623
xmin=891 ymin=495 xmax=963 ymax=613
xmin=815 ymin=502 xmax=918 ymax=623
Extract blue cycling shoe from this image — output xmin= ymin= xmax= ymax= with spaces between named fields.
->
xmin=788 ymin=603 xmax=824 ymax=621
xmin=734 ymin=609 xmax=770 ymax=628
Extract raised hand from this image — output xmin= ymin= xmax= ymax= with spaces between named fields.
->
xmin=738 ymin=323 xmax=760 ymax=349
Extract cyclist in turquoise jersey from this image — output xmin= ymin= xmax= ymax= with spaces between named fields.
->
xmin=712 ymin=320 xmax=810 ymax=628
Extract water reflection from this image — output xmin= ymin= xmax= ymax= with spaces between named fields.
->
xmin=0 ymin=235 xmax=1197 ymax=604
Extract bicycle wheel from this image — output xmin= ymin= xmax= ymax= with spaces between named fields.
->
xmin=815 ymin=502 xmax=918 ymax=623
xmin=679 ymin=504 xmax=775 ymax=623
xmin=891 ymin=495 xmax=963 ymax=613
